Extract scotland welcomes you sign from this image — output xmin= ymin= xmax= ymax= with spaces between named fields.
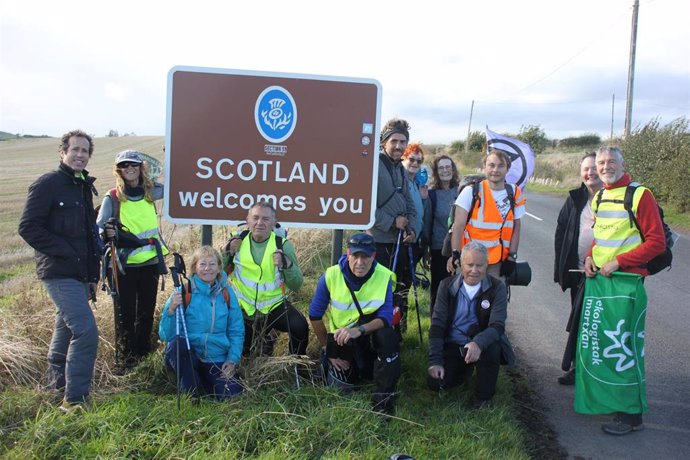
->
xmin=164 ymin=66 xmax=381 ymax=228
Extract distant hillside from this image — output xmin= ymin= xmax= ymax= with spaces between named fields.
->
xmin=0 ymin=131 xmax=52 ymax=141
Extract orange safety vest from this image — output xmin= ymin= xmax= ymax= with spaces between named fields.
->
xmin=462 ymin=180 xmax=523 ymax=264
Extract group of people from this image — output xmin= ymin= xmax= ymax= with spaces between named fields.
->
xmin=553 ymin=147 xmax=666 ymax=436
xmin=19 ymin=125 xmax=667 ymax=434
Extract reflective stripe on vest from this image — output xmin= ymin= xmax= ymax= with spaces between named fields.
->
xmin=230 ymin=233 xmax=283 ymax=316
xmin=324 ymin=263 xmax=393 ymax=331
xmin=120 ymin=199 xmax=169 ymax=264
xmin=592 ymin=185 xmax=645 ymax=267
xmin=462 ymin=180 xmax=519 ymax=264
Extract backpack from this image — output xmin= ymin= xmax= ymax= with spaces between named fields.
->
xmin=439 ymin=177 xmax=515 ymax=257
xmin=183 ymin=279 xmax=232 ymax=307
xmin=94 ymin=188 xmax=120 ymax=221
xmin=595 ymin=182 xmax=674 ymax=275
xmin=223 ymin=229 xmax=285 ymax=275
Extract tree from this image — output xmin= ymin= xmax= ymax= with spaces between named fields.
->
xmin=517 ymin=125 xmax=549 ymax=154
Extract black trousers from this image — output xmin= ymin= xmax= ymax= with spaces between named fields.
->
xmin=243 ymin=301 xmax=309 ymax=356
xmin=375 ymin=242 xmax=416 ymax=325
xmin=325 ymin=327 xmax=401 ymax=400
xmin=430 ymin=249 xmax=452 ymax=313
xmin=427 ymin=341 xmax=501 ymax=401
xmin=114 ymin=264 xmax=160 ymax=364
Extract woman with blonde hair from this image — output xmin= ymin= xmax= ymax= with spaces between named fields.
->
xmin=97 ymin=149 xmax=168 ymax=373
xmin=159 ymin=246 xmax=244 ymax=399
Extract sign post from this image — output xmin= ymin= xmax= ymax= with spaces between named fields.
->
xmin=165 ymin=66 xmax=381 ymax=238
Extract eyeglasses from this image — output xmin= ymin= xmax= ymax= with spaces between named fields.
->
xmin=118 ymin=162 xmax=140 ymax=169
xmin=406 ymin=157 xmax=423 ymax=164
xmin=437 ymin=165 xmax=453 ymax=171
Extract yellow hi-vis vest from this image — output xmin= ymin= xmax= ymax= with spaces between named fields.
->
xmin=324 ymin=263 xmax=394 ymax=331
xmin=230 ymin=233 xmax=283 ymax=317
xmin=592 ymin=185 xmax=646 ymax=267
xmin=120 ymin=199 xmax=169 ymax=265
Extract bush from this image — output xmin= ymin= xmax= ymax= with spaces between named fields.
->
xmin=517 ymin=125 xmax=549 ymax=155
xmin=621 ymin=117 xmax=690 ymax=212
xmin=558 ymin=134 xmax=601 ymax=149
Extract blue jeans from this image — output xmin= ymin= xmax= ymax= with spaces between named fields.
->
xmin=43 ymin=278 xmax=99 ymax=403
xmin=164 ymin=337 xmax=243 ymax=399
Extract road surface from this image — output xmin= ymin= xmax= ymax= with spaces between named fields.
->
xmin=509 ymin=190 xmax=690 ymax=460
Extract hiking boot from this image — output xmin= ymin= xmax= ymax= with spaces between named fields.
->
xmin=471 ymin=397 xmax=491 ymax=410
xmin=372 ymin=393 xmax=396 ymax=417
xmin=59 ymin=399 xmax=86 ymax=414
xmin=558 ymin=368 xmax=575 ymax=385
xmin=602 ymin=416 xmax=644 ymax=435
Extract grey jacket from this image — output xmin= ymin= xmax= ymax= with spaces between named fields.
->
xmin=370 ymin=153 xmax=418 ymax=244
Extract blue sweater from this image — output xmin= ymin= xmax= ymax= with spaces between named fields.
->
xmin=159 ymin=273 xmax=244 ymax=364
xmin=309 ymin=255 xmax=394 ymax=326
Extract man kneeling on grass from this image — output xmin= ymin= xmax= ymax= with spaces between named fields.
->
xmin=428 ymin=240 xmax=514 ymax=410
xmin=309 ymin=233 xmax=401 ymax=416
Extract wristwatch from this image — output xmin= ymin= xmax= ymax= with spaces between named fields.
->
xmin=452 ymin=250 xmax=461 ymax=261
xmin=357 ymin=325 xmax=366 ymax=336
xmin=509 ymin=252 xmax=518 ymax=260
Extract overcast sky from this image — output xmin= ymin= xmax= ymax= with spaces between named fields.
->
xmin=1 ymin=0 xmax=688 ymax=144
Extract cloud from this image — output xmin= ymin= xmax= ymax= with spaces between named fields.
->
xmin=104 ymin=83 xmax=129 ymax=102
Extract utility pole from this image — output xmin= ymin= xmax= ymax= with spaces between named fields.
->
xmin=465 ymin=100 xmax=474 ymax=154
xmin=610 ymin=93 xmax=615 ymax=141
xmin=624 ymin=0 xmax=639 ymax=137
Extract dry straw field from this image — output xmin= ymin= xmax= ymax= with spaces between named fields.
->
xmin=0 ymin=135 xmax=333 ymax=391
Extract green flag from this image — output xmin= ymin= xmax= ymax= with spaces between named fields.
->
xmin=574 ymin=272 xmax=648 ymax=415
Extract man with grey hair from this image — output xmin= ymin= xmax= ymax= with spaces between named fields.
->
xmin=583 ymin=145 xmax=666 ymax=435
xmin=370 ymin=118 xmax=419 ymax=334
xmin=427 ymin=240 xmax=514 ymax=409
xmin=225 ymin=201 xmax=308 ymax=357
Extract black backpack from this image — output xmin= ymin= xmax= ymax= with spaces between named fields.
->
xmin=594 ymin=182 xmax=674 ymax=275
xmin=438 ymin=176 xmax=515 ymax=257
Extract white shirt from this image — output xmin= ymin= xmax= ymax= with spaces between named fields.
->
xmin=454 ymin=183 xmax=526 ymax=220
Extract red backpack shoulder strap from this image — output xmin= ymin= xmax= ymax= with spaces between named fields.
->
xmin=183 ymin=280 xmax=192 ymax=306
xmin=109 ymin=188 xmax=120 ymax=221
xmin=222 ymin=287 xmax=230 ymax=306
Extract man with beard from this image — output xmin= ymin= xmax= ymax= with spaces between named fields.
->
xmin=370 ymin=118 xmax=418 ymax=334
xmin=584 ymin=146 xmax=665 ymax=435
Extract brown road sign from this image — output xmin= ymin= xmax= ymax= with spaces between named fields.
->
xmin=164 ymin=66 xmax=381 ymax=228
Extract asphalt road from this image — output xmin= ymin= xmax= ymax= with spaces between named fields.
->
xmin=508 ymin=190 xmax=690 ymax=460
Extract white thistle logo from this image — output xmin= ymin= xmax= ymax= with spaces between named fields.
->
xmin=262 ymin=98 xmax=292 ymax=131
xmin=603 ymin=319 xmax=642 ymax=372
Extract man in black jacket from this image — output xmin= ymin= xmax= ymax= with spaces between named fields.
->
xmin=18 ymin=130 xmax=101 ymax=410
xmin=427 ymin=240 xmax=513 ymax=409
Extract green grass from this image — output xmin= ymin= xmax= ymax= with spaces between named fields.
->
xmin=0 ymin=292 xmax=530 ymax=459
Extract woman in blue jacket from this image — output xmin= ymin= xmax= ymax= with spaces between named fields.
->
xmin=159 ymin=246 xmax=244 ymax=398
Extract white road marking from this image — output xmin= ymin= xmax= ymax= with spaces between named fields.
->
xmin=526 ymin=212 xmax=543 ymax=221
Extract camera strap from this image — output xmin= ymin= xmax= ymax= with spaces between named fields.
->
xmin=345 ymin=282 xmax=366 ymax=323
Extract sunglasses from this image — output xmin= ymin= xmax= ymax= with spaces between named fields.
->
xmin=118 ymin=162 xmax=141 ymax=169
xmin=406 ymin=157 xmax=423 ymax=164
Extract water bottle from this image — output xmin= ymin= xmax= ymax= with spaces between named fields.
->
xmin=415 ymin=167 xmax=428 ymax=187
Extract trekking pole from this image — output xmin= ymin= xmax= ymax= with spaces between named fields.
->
xmin=391 ymin=229 xmax=402 ymax=272
xmin=109 ymin=239 xmax=123 ymax=365
xmin=170 ymin=252 xmax=197 ymax=410
xmin=407 ymin=244 xmax=424 ymax=346
xmin=276 ymin=257 xmax=300 ymax=389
